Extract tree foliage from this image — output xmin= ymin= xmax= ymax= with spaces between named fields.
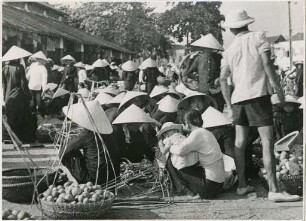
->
xmin=157 ymin=2 xmax=224 ymax=45
xmin=58 ymin=2 xmax=172 ymax=57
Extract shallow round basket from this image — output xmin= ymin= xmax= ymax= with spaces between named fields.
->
xmin=38 ymin=192 xmax=115 ymax=219
xmin=2 ymin=168 xmax=56 ymax=203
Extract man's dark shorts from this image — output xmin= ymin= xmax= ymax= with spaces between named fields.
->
xmin=233 ymin=95 xmax=273 ymax=127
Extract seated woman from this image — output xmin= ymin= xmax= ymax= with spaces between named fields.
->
xmin=59 ymin=100 xmax=120 ymax=185
xmin=112 ymin=104 xmax=158 ymax=163
xmin=166 ymin=109 xmax=225 ymax=199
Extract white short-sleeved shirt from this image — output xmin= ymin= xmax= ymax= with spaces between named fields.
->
xmin=221 ymin=31 xmax=273 ymax=104
xmin=26 ymin=62 xmax=48 ymax=91
xmin=78 ymin=69 xmax=87 ymax=83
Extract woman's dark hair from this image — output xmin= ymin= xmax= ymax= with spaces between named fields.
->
xmin=183 ymin=109 xmax=203 ymax=127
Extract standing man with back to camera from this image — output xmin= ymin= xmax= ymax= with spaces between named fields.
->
xmin=220 ymin=9 xmax=300 ymax=202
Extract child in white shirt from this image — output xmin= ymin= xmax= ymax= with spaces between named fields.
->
xmin=156 ymin=122 xmax=199 ymax=170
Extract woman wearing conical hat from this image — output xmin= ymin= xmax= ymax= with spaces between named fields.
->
xmin=121 ymin=60 xmax=138 ymax=91
xmin=142 ymin=58 xmax=163 ymax=94
xmin=2 ymin=46 xmax=36 ymax=142
xmin=112 ymin=104 xmax=157 ymax=163
xmin=59 ymin=101 xmax=120 ymax=185
xmin=152 ymin=95 xmax=180 ymax=125
xmin=60 ymin=55 xmax=78 ymax=92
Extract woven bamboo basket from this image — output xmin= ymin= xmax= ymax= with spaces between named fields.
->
xmin=38 ymin=192 xmax=115 ymax=219
xmin=2 ymin=168 xmax=56 ymax=203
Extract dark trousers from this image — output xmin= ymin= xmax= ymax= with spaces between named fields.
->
xmin=31 ymin=90 xmax=44 ymax=116
xmin=166 ymin=157 xmax=223 ymax=199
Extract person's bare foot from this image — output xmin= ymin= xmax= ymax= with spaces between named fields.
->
xmin=236 ymin=185 xmax=255 ymax=196
xmin=268 ymin=192 xmax=301 ymax=202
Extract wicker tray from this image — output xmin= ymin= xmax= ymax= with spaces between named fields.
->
xmin=2 ymin=168 xmax=56 ymax=203
xmin=38 ymin=192 xmax=115 ymax=219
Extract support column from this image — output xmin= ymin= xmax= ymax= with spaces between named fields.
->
xmin=59 ymin=37 xmax=64 ymax=60
xmin=81 ymin=43 xmax=84 ymax=62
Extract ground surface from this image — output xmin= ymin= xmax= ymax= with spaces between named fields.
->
xmin=2 ymin=142 xmax=304 ymax=220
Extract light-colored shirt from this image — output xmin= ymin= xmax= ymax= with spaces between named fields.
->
xmin=221 ymin=31 xmax=273 ymax=104
xmin=170 ymin=128 xmax=225 ymax=183
xmin=26 ymin=62 xmax=48 ymax=91
xmin=78 ymin=69 xmax=87 ymax=83
xmin=163 ymin=133 xmax=198 ymax=170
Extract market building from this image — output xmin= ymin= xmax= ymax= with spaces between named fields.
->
xmin=2 ymin=2 xmax=135 ymax=64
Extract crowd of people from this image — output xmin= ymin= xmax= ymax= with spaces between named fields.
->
xmin=2 ymin=9 xmax=303 ymax=202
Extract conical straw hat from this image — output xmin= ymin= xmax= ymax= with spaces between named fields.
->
xmin=271 ymin=94 xmax=301 ymax=105
xmin=74 ymin=62 xmax=85 ymax=68
xmin=46 ymin=83 xmax=58 ymax=91
xmin=175 ymin=83 xmax=187 ymax=94
xmin=122 ymin=60 xmax=137 ymax=72
xmin=142 ymin=58 xmax=157 ymax=68
xmin=58 ymin=66 xmax=65 ymax=72
xmin=95 ymin=92 xmax=114 ymax=105
xmin=85 ymin=64 xmax=94 ymax=71
xmin=102 ymin=59 xmax=110 ymax=65
xmin=138 ymin=63 xmax=146 ymax=70
xmin=298 ymin=97 xmax=304 ymax=109
xmin=52 ymin=87 xmax=69 ymax=99
xmin=61 ymin=55 xmax=75 ymax=61
xmin=100 ymin=87 xmax=118 ymax=96
xmin=191 ymin=34 xmax=224 ymax=51
xmin=158 ymin=95 xmax=180 ymax=113
xmin=31 ymin=51 xmax=47 ymax=60
xmin=52 ymin=65 xmax=59 ymax=71
xmin=178 ymin=91 xmax=209 ymax=110
xmin=113 ymin=104 xmax=158 ymax=124
xmin=202 ymin=107 xmax=232 ymax=128
xmin=150 ymin=85 xmax=168 ymax=98
xmin=118 ymin=91 xmax=149 ymax=113
xmin=108 ymin=91 xmax=127 ymax=105
xmin=2 ymin=46 xmax=32 ymax=61
xmin=275 ymin=131 xmax=299 ymax=152
xmin=92 ymin=59 xmax=108 ymax=68
xmin=62 ymin=100 xmax=113 ymax=134
xmin=156 ymin=122 xmax=182 ymax=137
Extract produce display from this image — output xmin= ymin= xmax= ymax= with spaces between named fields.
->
xmin=39 ymin=181 xmax=113 ymax=204
xmin=261 ymin=144 xmax=303 ymax=179
xmin=2 ymin=209 xmax=36 ymax=220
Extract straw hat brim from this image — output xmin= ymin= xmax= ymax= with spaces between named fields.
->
xmin=222 ymin=17 xmax=255 ymax=28
xmin=2 ymin=46 xmax=32 ymax=61
xmin=156 ymin=124 xmax=182 ymax=137
xmin=118 ymin=94 xmax=150 ymax=114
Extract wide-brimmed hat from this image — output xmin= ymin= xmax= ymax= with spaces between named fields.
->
xmin=157 ymin=76 xmax=172 ymax=86
xmin=51 ymin=65 xmax=59 ymax=71
xmin=271 ymin=94 xmax=301 ymax=106
xmin=52 ymin=87 xmax=69 ymax=99
xmin=61 ymin=55 xmax=75 ymax=61
xmin=2 ymin=46 xmax=32 ymax=62
xmin=178 ymin=91 xmax=214 ymax=110
xmin=74 ymin=62 xmax=85 ymax=68
xmin=95 ymin=92 xmax=114 ymax=105
xmin=102 ymin=59 xmax=110 ymax=66
xmin=108 ymin=91 xmax=127 ymax=105
xmin=202 ymin=107 xmax=232 ymax=128
xmin=191 ymin=34 xmax=224 ymax=51
xmin=142 ymin=58 xmax=157 ymax=68
xmin=222 ymin=9 xmax=255 ymax=28
xmin=158 ymin=95 xmax=180 ymax=113
xmin=138 ymin=63 xmax=147 ymax=70
xmin=46 ymin=83 xmax=58 ymax=91
xmin=122 ymin=60 xmax=137 ymax=72
xmin=31 ymin=51 xmax=47 ymax=61
xmin=113 ymin=104 xmax=158 ymax=125
xmin=156 ymin=122 xmax=182 ymax=137
xmin=85 ymin=64 xmax=94 ymax=71
xmin=275 ymin=131 xmax=299 ymax=152
xmin=62 ymin=100 xmax=113 ymax=134
xmin=92 ymin=59 xmax=108 ymax=68
xmin=118 ymin=91 xmax=150 ymax=114
xmin=150 ymin=85 xmax=168 ymax=98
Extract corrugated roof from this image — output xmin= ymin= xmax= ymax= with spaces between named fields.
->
xmin=3 ymin=5 xmax=135 ymax=54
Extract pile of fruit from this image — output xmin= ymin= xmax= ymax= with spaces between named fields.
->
xmin=40 ymin=181 xmax=113 ymax=204
xmin=261 ymin=144 xmax=303 ymax=180
xmin=2 ymin=209 xmax=36 ymax=220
